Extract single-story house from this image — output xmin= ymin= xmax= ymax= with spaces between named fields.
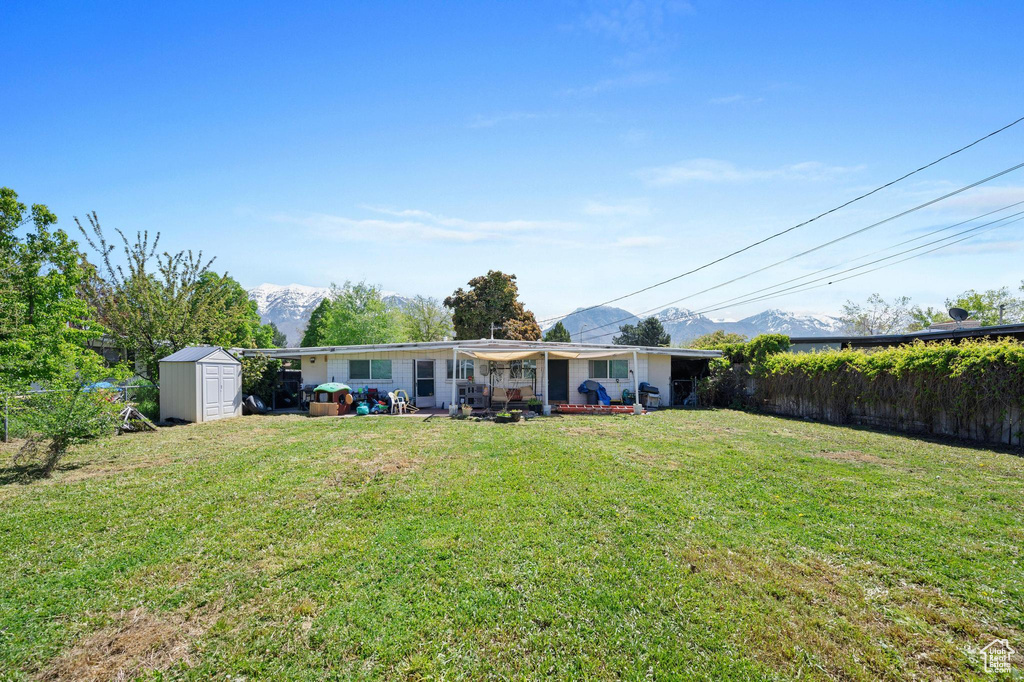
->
xmin=241 ymin=339 xmax=721 ymax=413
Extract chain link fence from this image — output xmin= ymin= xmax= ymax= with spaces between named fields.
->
xmin=2 ymin=384 xmax=158 ymax=443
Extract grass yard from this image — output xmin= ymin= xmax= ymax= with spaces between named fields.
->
xmin=1 ymin=410 xmax=1022 ymax=680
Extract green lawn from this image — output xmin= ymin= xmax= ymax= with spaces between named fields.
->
xmin=1 ymin=410 xmax=1021 ymax=680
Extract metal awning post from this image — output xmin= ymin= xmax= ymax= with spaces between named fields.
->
xmin=543 ymin=350 xmax=550 ymax=415
xmin=450 ymin=347 xmax=459 ymax=416
xmin=633 ymin=350 xmax=641 ymax=414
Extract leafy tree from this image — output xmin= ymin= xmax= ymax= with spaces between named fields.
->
xmin=77 ymin=214 xmax=262 ymax=379
xmin=443 ymin=270 xmax=541 ymax=341
xmin=0 ymin=188 xmax=105 ymax=391
xmin=613 ymin=317 xmax=670 ymax=346
xmin=14 ymin=359 xmax=130 ymax=478
xmin=321 ymin=280 xmax=406 ymax=345
xmin=301 ymin=298 xmax=334 ymax=347
xmin=543 ymin=321 xmax=572 ymax=342
xmin=236 ymin=353 xmax=283 ymax=402
xmin=839 ymin=294 xmax=915 ymax=335
xmin=196 ymin=272 xmax=276 ymax=348
xmin=946 ymin=287 xmax=1023 ymax=326
xmin=906 ymin=306 xmax=948 ymax=332
xmin=688 ymin=330 xmax=748 ymax=348
xmin=401 ymin=295 xmax=453 ymax=341
xmin=269 ymin=322 xmax=288 ymax=348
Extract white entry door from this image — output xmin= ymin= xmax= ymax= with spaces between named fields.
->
xmin=414 ymin=359 xmax=435 ymax=408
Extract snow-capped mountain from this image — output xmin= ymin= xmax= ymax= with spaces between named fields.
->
xmin=545 ymin=305 xmax=843 ymax=345
xmin=247 ymin=284 xmax=414 ymax=346
xmin=248 ymin=283 xmax=331 ymax=346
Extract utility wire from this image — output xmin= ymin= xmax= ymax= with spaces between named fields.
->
xmin=540 ymin=115 xmax=1024 ymax=325
xmin=688 ymin=216 xmax=1024 ymax=317
xmin=694 ymin=203 xmax=1024 ymax=313
xmin=689 ymin=209 xmax=1024 ymax=315
xmin=567 ymin=162 xmax=1024 ymax=338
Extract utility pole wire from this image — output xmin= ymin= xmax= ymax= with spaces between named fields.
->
xmin=539 ymin=115 xmax=1024 ymax=325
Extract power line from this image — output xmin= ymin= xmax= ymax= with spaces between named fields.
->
xmin=688 ymin=209 xmax=1024 ymax=316
xmin=688 ymin=216 xmax=1024 ymax=317
xmin=692 ymin=203 xmax=1024 ymax=314
xmin=565 ymin=162 xmax=1024 ymax=338
xmin=540 ymin=114 xmax=1024 ymax=325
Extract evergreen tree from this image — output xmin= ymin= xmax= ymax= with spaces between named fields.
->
xmin=543 ymin=321 xmax=572 ymax=342
xmin=613 ymin=317 xmax=670 ymax=347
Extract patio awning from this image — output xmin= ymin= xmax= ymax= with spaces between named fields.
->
xmin=462 ymin=349 xmax=628 ymax=360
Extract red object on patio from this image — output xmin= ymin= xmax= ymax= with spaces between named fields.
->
xmin=556 ymin=404 xmax=642 ymax=414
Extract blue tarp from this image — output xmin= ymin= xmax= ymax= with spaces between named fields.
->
xmin=578 ymin=379 xmax=611 ymax=406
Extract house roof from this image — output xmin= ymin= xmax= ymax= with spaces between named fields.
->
xmin=237 ymin=338 xmax=722 ymax=360
xmin=159 ymin=346 xmax=239 ymax=363
xmin=789 ymin=322 xmax=1024 ymax=348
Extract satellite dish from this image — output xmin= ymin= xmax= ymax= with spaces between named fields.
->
xmin=948 ymin=307 xmax=969 ymax=322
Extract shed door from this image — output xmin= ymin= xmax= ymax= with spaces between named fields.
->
xmin=414 ymin=359 xmax=435 ymax=408
xmin=202 ymin=364 xmax=239 ymax=421
xmin=203 ymin=364 xmax=224 ymax=420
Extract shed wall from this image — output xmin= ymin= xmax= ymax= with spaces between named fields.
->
xmin=159 ymin=362 xmax=198 ymax=422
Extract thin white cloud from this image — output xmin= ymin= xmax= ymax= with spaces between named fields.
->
xmin=580 ymin=0 xmax=693 ymax=44
xmin=272 ymin=207 xmax=578 ymax=245
xmin=940 ymin=186 xmax=1024 ymax=211
xmin=468 ymin=111 xmax=550 ymax=129
xmin=582 ymin=200 xmax=651 ymax=217
xmin=637 ymin=158 xmax=864 ymax=186
xmin=561 ymin=71 xmax=668 ymax=97
xmin=708 ymin=94 xmax=764 ymax=105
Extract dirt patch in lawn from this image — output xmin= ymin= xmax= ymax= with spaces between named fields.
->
xmin=38 ymin=607 xmax=208 ymax=681
xmin=813 ymin=449 xmax=886 ymax=465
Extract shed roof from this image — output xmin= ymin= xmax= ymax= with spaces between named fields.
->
xmin=159 ymin=346 xmax=240 ymax=363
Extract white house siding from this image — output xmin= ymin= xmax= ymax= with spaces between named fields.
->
xmin=566 ymin=353 xmax=646 ymax=403
xmin=301 ymin=354 xmax=329 ymax=386
xmin=646 ymin=355 xmax=672 ymax=403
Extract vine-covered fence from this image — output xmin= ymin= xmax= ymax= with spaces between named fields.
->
xmin=700 ymin=337 xmax=1024 ymax=448
xmin=756 ymin=340 xmax=1024 ymax=448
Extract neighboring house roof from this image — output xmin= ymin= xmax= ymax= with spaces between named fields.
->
xmin=160 ymin=346 xmax=240 ymax=363
xmin=238 ymin=338 xmax=722 ymax=360
xmin=790 ymin=322 xmax=1024 ymax=349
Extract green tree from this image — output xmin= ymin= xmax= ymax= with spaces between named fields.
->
xmin=543 ymin=320 xmax=572 ymax=342
xmin=946 ymin=287 xmax=1023 ymax=326
xmin=301 ymin=298 xmax=334 ymax=347
xmin=321 ymin=281 xmax=406 ymax=345
xmin=77 ymin=214 xmax=262 ymax=379
xmin=839 ymin=294 xmax=915 ymax=335
xmin=688 ymin=330 xmax=748 ymax=348
xmin=401 ymin=295 xmax=453 ymax=341
xmin=906 ymin=306 xmax=948 ymax=332
xmin=443 ymin=270 xmax=541 ymax=341
xmin=0 ymin=188 xmax=105 ymax=391
xmin=197 ymin=272 xmax=276 ymax=348
xmin=614 ymin=317 xmax=670 ymax=346
xmin=269 ymin=322 xmax=288 ymax=348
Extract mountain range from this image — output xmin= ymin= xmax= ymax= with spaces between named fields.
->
xmin=247 ymin=283 xmax=844 ymax=347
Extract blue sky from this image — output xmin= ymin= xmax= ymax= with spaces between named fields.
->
xmin=3 ymin=0 xmax=1023 ymax=321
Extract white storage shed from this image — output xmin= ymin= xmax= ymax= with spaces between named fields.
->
xmin=159 ymin=347 xmax=242 ymax=423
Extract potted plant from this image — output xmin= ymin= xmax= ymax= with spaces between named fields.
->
xmin=461 ymin=404 xmax=473 ymax=417
xmin=494 ymin=412 xmax=513 ymax=424
xmin=526 ymin=398 xmax=542 ymax=415
xmin=508 ymin=409 xmax=522 ymax=422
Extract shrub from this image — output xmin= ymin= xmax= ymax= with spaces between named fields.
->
xmin=236 ymin=353 xmax=282 ymax=403
xmin=756 ymin=339 xmax=1024 ymax=442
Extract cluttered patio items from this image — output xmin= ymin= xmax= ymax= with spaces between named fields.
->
xmin=577 ymin=379 xmax=612 ymax=406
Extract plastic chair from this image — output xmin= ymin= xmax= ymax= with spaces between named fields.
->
xmin=388 ymin=391 xmax=407 ymax=415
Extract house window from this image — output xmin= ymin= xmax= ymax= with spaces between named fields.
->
xmin=349 ymin=359 xmax=392 ymax=380
xmin=446 ymin=359 xmax=475 ymax=381
xmin=590 ymin=359 xmax=629 ymax=379
xmin=510 ymin=359 xmax=536 ymax=379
